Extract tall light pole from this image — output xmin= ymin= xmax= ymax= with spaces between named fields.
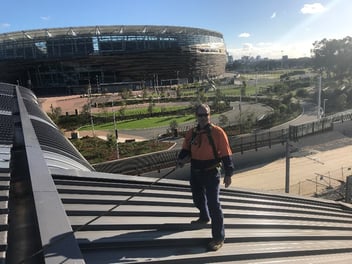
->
xmin=317 ymin=75 xmax=322 ymax=119
xmin=239 ymin=102 xmax=242 ymax=134
xmin=88 ymin=80 xmax=95 ymax=136
xmin=323 ymin=99 xmax=328 ymax=117
xmin=285 ymin=138 xmax=290 ymax=193
xmin=281 ymin=50 xmax=283 ymax=68
xmin=255 ymin=72 xmax=258 ymax=103
xmin=96 ymin=75 xmax=100 ymax=94
xmin=113 ymin=111 xmax=119 ymax=159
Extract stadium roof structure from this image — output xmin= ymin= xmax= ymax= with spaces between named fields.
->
xmin=1 ymin=82 xmax=352 ymax=263
xmin=0 ymin=25 xmax=224 ymax=41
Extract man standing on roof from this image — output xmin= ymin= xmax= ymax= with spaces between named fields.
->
xmin=177 ymin=103 xmax=234 ymax=251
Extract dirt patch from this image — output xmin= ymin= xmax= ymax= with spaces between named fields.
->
xmin=39 ymin=95 xmax=89 ymax=115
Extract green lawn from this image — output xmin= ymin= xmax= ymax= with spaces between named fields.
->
xmin=79 ymin=114 xmax=195 ymax=130
xmin=94 ymin=105 xmax=190 ymax=117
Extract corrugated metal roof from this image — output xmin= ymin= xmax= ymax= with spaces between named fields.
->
xmin=1 ymin=82 xmax=352 ymax=263
xmin=52 ymin=168 xmax=352 ymax=263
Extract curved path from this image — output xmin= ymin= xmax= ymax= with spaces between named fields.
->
xmin=116 ymin=101 xmax=274 ymax=140
xmin=142 ymin=102 xmax=327 ymax=177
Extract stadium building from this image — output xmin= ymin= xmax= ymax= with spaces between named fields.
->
xmin=0 ymin=25 xmax=227 ymax=95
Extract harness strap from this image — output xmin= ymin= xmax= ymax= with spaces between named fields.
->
xmin=190 ymin=124 xmax=220 ymax=162
xmin=206 ymin=125 xmax=220 ymax=162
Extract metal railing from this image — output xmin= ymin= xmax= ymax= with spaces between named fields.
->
xmin=94 ymin=117 xmax=335 ymax=175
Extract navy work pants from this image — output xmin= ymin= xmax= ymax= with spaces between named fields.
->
xmin=190 ymin=168 xmax=224 ymax=241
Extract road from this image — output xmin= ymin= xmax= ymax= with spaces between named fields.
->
xmin=270 ymin=101 xmax=319 ymax=130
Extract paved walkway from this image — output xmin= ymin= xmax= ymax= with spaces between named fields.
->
xmin=65 ymin=130 xmax=146 ymax=143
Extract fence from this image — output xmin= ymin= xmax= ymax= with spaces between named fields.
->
xmin=269 ymin=166 xmax=352 ymax=200
xmin=94 ymin=117 xmax=334 ymax=175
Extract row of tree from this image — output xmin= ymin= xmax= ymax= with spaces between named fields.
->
xmin=311 ymin=36 xmax=352 ymax=114
xmin=311 ymin=36 xmax=352 ymax=82
xmin=228 ymin=35 xmax=352 ymax=84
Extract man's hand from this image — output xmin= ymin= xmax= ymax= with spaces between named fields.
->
xmin=176 ymin=155 xmax=190 ymax=169
xmin=223 ymin=176 xmax=232 ymax=188
xmin=176 ymin=160 xmax=184 ymax=168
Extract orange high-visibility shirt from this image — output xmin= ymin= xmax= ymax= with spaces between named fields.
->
xmin=182 ymin=124 xmax=232 ymax=161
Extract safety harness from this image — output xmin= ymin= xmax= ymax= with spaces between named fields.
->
xmin=190 ymin=124 xmax=221 ymax=167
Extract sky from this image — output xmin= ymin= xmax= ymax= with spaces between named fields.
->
xmin=1 ymin=0 xmax=351 ymax=59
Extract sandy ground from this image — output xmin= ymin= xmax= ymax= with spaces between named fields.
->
xmin=39 ymin=95 xmax=88 ymax=115
xmin=229 ymin=124 xmax=352 ymax=197
xmin=232 ymin=143 xmax=352 ymax=196
xmin=38 ymin=93 xmax=185 ymax=115
xmin=39 ymin=95 xmax=352 ymax=197
xmin=67 ymin=129 xmax=146 ymax=143
xmin=38 ymin=94 xmax=129 ymax=115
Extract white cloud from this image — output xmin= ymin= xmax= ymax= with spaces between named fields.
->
xmin=271 ymin=12 xmax=276 ymax=19
xmin=238 ymin=32 xmax=250 ymax=38
xmin=301 ymin=3 xmax=326 ymax=14
xmin=0 ymin=23 xmax=10 ymax=28
xmin=242 ymin=43 xmax=253 ymax=50
xmin=227 ymin=40 xmax=312 ymax=59
xmin=257 ymin=42 xmax=274 ymax=47
xmin=40 ymin=16 xmax=51 ymax=21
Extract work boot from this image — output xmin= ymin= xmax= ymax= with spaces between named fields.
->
xmin=190 ymin=218 xmax=210 ymax=224
xmin=207 ymin=239 xmax=224 ymax=251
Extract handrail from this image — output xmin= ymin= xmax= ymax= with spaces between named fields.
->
xmin=94 ymin=118 xmax=335 ymax=175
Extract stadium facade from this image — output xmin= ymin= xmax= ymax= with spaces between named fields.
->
xmin=0 ymin=25 xmax=227 ymax=95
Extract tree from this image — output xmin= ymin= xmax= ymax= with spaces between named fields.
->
xmin=175 ymin=86 xmax=182 ymax=98
xmin=106 ymin=133 xmax=117 ymax=150
xmin=148 ymin=97 xmax=155 ymax=116
xmin=311 ymin=36 xmax=352 ymax=81
xmin=296 ymin=88 xmax=309 ymax=98
xmin=169 ymin=120 xmax=178 ymax=130
xmin=218 ymin=114 xmax=229 ymax=127
xmin=48 ymin=106 xmax=62 ymax=124
xmin=121 ymin=88 xmax=132 ymax=99
xmin=81 ymin=104 xmax=90 ymax=116
xmin=196 ymin=89 xmax=207 ymax=104
xmin=241 ymin=80 xmax=246 ymax=97
xmin=212 ymin=89 xmax=225 ymax=113
xmin=118 ymin=101 xmax=126 ymax=118
xmin=142 ymin=88 xmax=148 ymax=100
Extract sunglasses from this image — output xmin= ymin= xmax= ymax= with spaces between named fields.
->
xmin=197 ymin=113 xmax=209 ymax=117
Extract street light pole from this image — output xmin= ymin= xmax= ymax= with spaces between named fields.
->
xmin=255 ymin=72 xmax=258 ymax=103
xmin=323 ymin=99 xmax=328 ymax=117
xmin=88 ymin=80 xmax=95 ymax=136
xmin=317 ymin=75 xmax=322 ymax=119
xmin=113 ymin=111 xmax=119 ymax=159
xmin=96 ymin=75 xmax=100 ymax=94
xmin=285 ymin=138 xmax=290 ymax=193
xmin=239 ymin=102 xmax=242 ymax=134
